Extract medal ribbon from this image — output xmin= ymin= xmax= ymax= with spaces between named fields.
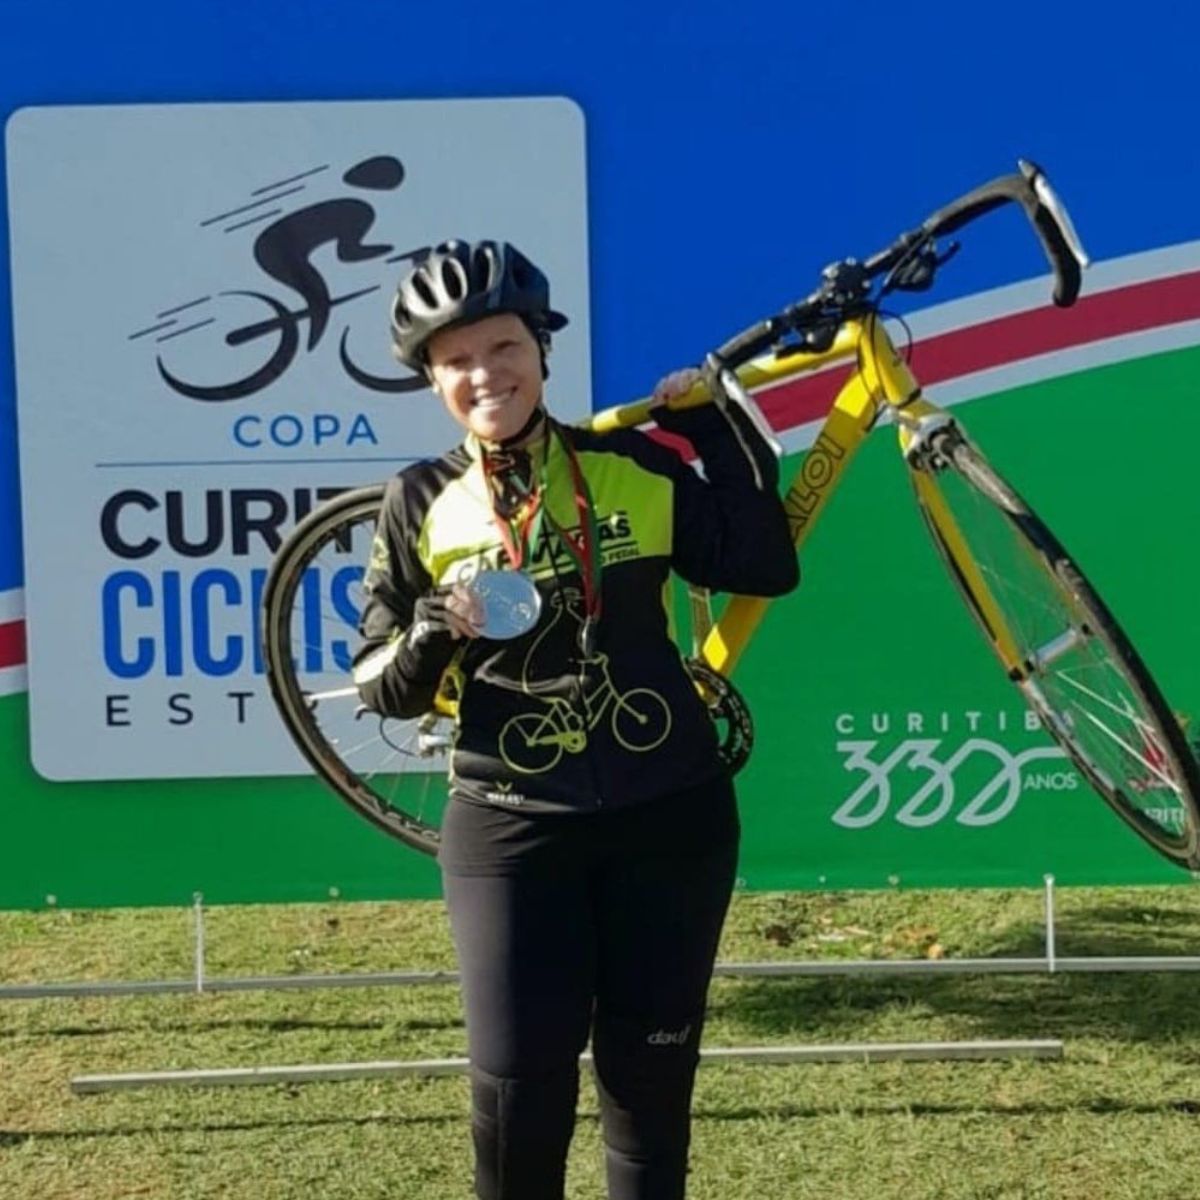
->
xmin=481 ymin=423 xmax=603 ymax=633
xmin=539 ymin=425 xmax=603 ymax=627
xmin=482 ymin=448 xmax=542 ymax=571
xmin=493 ymin=489 xmax=543 ymax=571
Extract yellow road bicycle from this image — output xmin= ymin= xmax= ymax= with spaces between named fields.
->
xmin=263 ymin=160 xmax=1200 ymax=868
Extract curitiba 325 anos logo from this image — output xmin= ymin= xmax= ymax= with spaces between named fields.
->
xmin=830 ymin=705 xmax=1078 ymax=830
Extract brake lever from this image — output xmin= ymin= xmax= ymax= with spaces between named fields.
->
xmin=934 ymin=240 xmax=962 ymax=269
xmin=701 ymin=352 xmax=784 ymax=491
xmin=882 ymin=238 xmax=961 ymax=294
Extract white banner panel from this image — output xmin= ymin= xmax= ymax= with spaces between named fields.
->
xmin=7 ymin=97 xmax=590 ymax=780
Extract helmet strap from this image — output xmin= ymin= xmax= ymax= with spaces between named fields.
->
xmin=492 ymin=405 xmax=547 ymax=451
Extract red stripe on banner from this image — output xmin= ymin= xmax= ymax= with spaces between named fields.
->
xmin=905 ymin=270 xmax=1200 ymax=386
xmin=0 ymin=620 xmax=27 ymax=670
xmin=759 ymin=270 xmax=1200 ymax=432
xmin=649 ymin=270 xmax=1200 ymax=453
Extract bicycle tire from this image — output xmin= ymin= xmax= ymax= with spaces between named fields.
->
xmin=913 ymin=431 xmax=1200 ymax=869
xmin=262 ymin=483 xmax=448 ymax=855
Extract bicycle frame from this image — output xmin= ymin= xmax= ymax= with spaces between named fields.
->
xmin=585 ymin=313 xmax=1025 ymax=680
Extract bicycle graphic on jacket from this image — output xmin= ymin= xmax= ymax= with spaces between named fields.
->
xmin=497 ymin=590 xmax=672 ymax=775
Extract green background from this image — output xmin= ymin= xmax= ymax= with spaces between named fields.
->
xmin=3 ymin=345 xmax=1197 ymax=909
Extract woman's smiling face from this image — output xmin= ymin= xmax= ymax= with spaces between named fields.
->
xmin=426 ymin=313 xmax=544 ymax=444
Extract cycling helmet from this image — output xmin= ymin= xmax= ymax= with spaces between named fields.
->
xmin=391 ymin=239 xmax=568 ymax=369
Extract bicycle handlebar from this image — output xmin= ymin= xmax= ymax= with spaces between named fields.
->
xmin=711 ymin=316 xmax=785 ymax=370
xmin=584 ymin=161 xmax=1092 ymax=435
xmin=715 ymin=159 xmax=1089 ymax=368
xmin=910 ymin=159 xmax=1088 ymax=307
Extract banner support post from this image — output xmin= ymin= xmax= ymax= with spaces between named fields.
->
xmin=1043 ymin=874 xmax=1057 ymax=974
xmin=192 ymin=893 xmax=206 ymax=995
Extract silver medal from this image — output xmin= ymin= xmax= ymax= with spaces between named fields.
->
xmin=467 ymin=569 xmax=542 ymax=639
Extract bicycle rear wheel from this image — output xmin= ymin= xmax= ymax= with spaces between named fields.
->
xmin=262 ymin=484 xmax=449 ymax=855
xmin=911 ymin=428 xmax=1200 ymax=869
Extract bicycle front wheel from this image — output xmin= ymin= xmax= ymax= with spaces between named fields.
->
xmin=911 ymin=430 xmax=1200 ymax=869
xmin=262 ymin=484 xmax=448 ymax=855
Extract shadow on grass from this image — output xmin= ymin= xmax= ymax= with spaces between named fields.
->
xmin=715 ymin=970 xmax=1200 ymax=1044
xmin=977 ymin=905 xmax=1200 ymax=959
xmin=5 ymin=1094 xmax=1200 ymax=1147
xmin=692 ymin=1097 xmax=1200 ymax=1121
xmin=0 ymin=1110 xmax=462 ymax=1145
xmin=0 ymin=1014 xmax=463 ymax=1040
xmin=713 ymin=907 xmax=1200 ymax=1045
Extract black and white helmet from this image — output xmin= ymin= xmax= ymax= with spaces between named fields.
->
xmin=390 ymin=239 xmax=569 ymax=369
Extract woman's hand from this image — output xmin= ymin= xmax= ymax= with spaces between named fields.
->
xmin=443 ymin=583 xmax=486 ymax=639
xmin=411 ymin=584 xmax=485 ymax=644
xmin=652 ymin=367 xmax=704 ymax=407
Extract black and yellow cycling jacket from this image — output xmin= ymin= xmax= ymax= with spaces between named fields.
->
xmin=354 ymin=402 xmax=798 ymax=815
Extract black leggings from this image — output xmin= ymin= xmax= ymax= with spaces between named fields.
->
xmin=440 ymin=777 xmax=739 ymax=1200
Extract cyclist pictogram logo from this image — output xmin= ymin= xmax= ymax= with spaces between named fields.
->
xmin=127 ymin=155 xmax=430 ymax=402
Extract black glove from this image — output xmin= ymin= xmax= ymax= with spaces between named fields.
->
xmin=397 ymin=590 xmax=462 ymax=683
xmin=653 ymin=393 xmax=778 ymax=491
xmin=651 ymin=397 xmax=731 ymax=443
xmin=408 ymin=590 xmax=460 ymax=643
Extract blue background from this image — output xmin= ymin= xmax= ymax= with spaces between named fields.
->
xmin=2 ymin=0 xmax=1197 ymax=595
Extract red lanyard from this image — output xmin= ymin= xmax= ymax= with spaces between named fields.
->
xmin=482 ymin=423 xmax=603 ymax=639
xmin=539 ymin=427 xmax=603 ymax=629
xmin=482 ymin=444 xmax=540 ymax=571
xmin=491 ymin=489 xmax=543 ymax=571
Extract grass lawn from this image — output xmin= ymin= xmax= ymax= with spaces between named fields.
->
xmin=2 ymin=885 xmax=1199 ymax=1199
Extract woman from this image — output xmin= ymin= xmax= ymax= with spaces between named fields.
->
xmin=354 ymin=239 xmax=798 ymax=1200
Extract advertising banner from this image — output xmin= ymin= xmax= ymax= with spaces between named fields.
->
xmin=2 ymin=88 xmax=1199 ymax=909
xmin=6 ymin=97 xmax=590 ymax=782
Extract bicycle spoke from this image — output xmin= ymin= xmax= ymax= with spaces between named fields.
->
xmin=1070 ymin=706 xmax=1179 ymax=790
xmin=308 ymin=685 xmax=360 ymax=702
xmin=335 ymin=727 xmax=396 ymax=761
xmin=1053 ymin=670 xmax=1154 ymax=729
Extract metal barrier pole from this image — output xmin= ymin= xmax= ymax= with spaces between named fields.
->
xmin=1044 ymin=874 xmax=1057 ymax=974
xmin=192 ymin=893 xmax=205 ymax=995
xmin=69 ymin=1039 xmax=1066 ymax=1094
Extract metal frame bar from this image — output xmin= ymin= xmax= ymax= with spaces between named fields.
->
xmin=69 ymin=1039 xmax=1065 ymax=1094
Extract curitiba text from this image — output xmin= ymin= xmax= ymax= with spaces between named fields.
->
xmin=98 ymin=486 xmax=363 ymax=680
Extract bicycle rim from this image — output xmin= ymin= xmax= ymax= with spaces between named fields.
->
xmin=913 ymin=434 xmax=1200 ymax=869
xmin=262 ymin=484 xmax=447 ymax=855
